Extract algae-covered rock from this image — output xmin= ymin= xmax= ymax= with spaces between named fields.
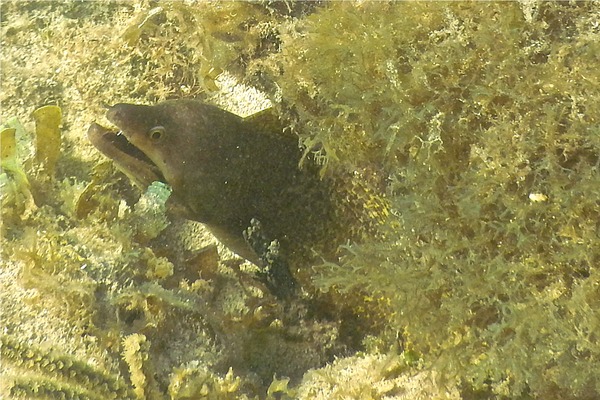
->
xmin=295 ymin=353 xmax=460 ymax=400
xmin=131 ymin=181 xmax=172 ymax=242
xmin=252 ymin=1 xmax=600 ymax=398
xmin=2 ymin=1 xmax=600 ymax=399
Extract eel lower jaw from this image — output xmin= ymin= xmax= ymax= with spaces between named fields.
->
xmin=87 ymin=123 xmax=165 ymax=189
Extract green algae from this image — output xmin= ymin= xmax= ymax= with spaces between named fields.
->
xmin=32 ymin=105 xmax=62 ymax=178
xmin=1 ymin=1 xmax=600 ymax=399
xmin=1 ymin=126 xmax=34 ymax=223
xmin=254 ymin=1 xmax=600 ymax=398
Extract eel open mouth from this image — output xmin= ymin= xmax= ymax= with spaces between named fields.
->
xmin=87 ymin=123 xmax=165 ymax=188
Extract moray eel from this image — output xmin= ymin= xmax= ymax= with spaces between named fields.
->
xmin=88 ymin=100 xmax=334 ymax=273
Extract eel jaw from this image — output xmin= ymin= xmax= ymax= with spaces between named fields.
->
xmin=87 ymin=122 xmax=165 ymax=188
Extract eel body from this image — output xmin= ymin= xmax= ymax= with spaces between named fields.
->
xmin=88 ymin=100 xmax=334 ymax=268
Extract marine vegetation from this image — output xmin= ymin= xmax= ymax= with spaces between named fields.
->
xmin=252 ymin=1 xmax=600 ymax=398
xmin=1 ymin=1 xmax=600 ymax=400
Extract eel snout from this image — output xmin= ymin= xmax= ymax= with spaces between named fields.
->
xmin=87 ymin=122 xmax=164 ymax=188
xmin=106 ymin=103 xmax=150 ymax=134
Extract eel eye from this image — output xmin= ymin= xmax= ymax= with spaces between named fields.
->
xmin=148 ymin=126 xmax=165 ymax=141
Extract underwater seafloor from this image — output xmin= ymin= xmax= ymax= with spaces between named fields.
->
xmin=2 ymin=1 xmax=600 ymax=399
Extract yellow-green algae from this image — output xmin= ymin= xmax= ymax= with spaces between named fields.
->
xmin=1 ymin=1 xmax=600 ymax=399
xmin=252 ymin=1 xmax=600 ymax=398
xmin=31 ymin=105 xmax=62 ymax=178
xmin=1 ymin=125 xmax=34 ymax=224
